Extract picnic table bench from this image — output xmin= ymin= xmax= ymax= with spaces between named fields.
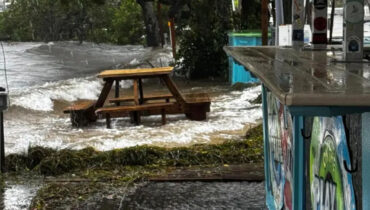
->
xmin=64 ymin=67 xmax=211 ymax=128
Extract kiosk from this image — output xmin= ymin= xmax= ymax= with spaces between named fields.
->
xmin=224 ymin=46 xmax=369 ymax=209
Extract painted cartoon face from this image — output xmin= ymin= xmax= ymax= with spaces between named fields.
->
xmin=309 ymin=117 xmax=356 ymax=210
xmin=315 ymin=130 xmax=343 ymax=210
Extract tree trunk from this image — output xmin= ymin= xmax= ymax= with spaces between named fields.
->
xmin=137 ymin=0 xmax=161 ymax=47
xmin=283 ymin=0 xmax=292 ymax=24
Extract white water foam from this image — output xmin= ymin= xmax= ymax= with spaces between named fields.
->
xmin=5 ymin=85 xmax=262 ymax=154
xmin=1 ymin=41 xmax=263 ymax=155
xmin=68 ymin=86 xmax=262 ymax=151
xmin=10 ymin=76 xmax=136 ymax=112
xmin=11 ymin=77 xmax=103 ymax=111
xmin=4 ymin=183 xmax=41 ymax=210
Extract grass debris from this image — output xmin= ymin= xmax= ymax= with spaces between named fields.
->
xmin=6 ymin=124 xmax=263 ymax=176
xmin=8 ymin=125 xmax=263 ymax=209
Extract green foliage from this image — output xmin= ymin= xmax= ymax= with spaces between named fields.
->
xmin=177 ymin=0 xmax=232 ymax=79
xmin=0 ymin=0 xmax=145 ymax=44
xmin=0 ymin=0 xmax=34 ymax=41
xmin=111 ymin=0 xmax=145 ymax=45
xmin=240 ymin=0 xmax=261 ymax=30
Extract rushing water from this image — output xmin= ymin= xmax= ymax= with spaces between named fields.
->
xmin=0 ymin=41 xmax=263 ymax=209
xmin=2 ymin=41 xmax=262 ymax=155
xmin=2 ymin=178 xmax=42 ymax=210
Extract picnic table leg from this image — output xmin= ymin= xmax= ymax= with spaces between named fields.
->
xmin=138 ymin=79 xmax=144 ymax=104
xmin=161 ymin=75 xmax=186 ymax=104
xmin=96 ymin=79 xmax=114 ymax=109
xmin=135 ymin=112 xmax=141 ymax=125
xmin=161 ymin=109 xmax=166 ymax=125
xmin=115 ymin=80 xmax=120 ymax=106
xmin=132 ymin=79 xmax=141 ymax=125
xmin=106 ymin=113 xmax=111 ymax=129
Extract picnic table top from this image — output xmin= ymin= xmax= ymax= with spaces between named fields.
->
xmin=224 ymin=46 xmax=370 ymax=107
xmin=98 ymin=67 xmax=174 ymax=79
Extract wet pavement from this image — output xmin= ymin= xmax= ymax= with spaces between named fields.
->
xmin=82 ymin=182 xmax=266 ymax=210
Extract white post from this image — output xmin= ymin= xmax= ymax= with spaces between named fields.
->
xmin=344 ymin=0 xmax=364 ymax=61
xmin=292 ymin=0 xmax=305 ymax=49
xmin=275 ymin=0 xmax=284 ymax=46
xmin=311 ymin=0 xmax=328 ymax=49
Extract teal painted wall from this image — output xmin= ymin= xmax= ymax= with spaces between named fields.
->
xmin=362 ymin=113 xmax=370 ymax=210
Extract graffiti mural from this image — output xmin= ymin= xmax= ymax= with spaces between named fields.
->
xmin=266 ymin=91 xmax=293 ymax=209
xmin=309 ymin=117 xmax=356 ymax=210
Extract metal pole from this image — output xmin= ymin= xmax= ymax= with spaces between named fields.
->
xmin=262 ymin=0 xmax=269 ymax=45
xmin=343 ymin=0 xmax=364 ymax=61
xmin=329 ymin=0 xmax=335 ymax=44
xmin=169 ymin=18 xmax=176 ymax=58
xmin=292 ymin=0 xmax=305 ymax=49
xmin=275 ymin=0 xmax=285 ymax=46
xmin=0 ymin=112 xmax=4 ymax=173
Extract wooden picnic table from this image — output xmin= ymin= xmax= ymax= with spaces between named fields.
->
xmin=64 ymin=67 xmax=211 ymax=128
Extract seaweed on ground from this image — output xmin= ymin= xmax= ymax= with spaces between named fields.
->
xmin=28 ymin=124 xmax=263 ymax=209
xmin=5 ymin=124 xmax=264 ymax=176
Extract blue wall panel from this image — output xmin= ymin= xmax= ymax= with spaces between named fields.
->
xmin=362 ymin=113 xmax=370 ymax=210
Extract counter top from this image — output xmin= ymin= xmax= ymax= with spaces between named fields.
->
xmin=224 ymin=46 xmax=370 ymax=106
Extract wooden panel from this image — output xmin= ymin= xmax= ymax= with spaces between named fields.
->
xmin=109 ymin=94 xmax=174 ymax=104
xmin=150 ymin=163 xmax=264 ymax=182
xmin=133 ymin=79 xmax=139 ymax=105
xmin=344 ymin=114 xmax=362 ymax=209
xmin=184 ymin=93 xmax=210 ymax=104
xmin=161 ymin=75 xmax=186 ymax=103
xmin=95 ymin=102 xmax=177 ymax=114
xmin=132 ymin=79 xmax=140 ymax=124
xmin=95 ymin=80 xmax=113 ymax=108
xmin=96 ymin=104 xmax=184 ymax=118
xmin=98 ymin=67 xmax=173 ymax=79
xmin=63 ymin=101 xmax=95 ymax=113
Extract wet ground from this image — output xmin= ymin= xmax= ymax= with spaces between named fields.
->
xmin=82 ymin=182 xmax=266 ymax=210
xmin=0 ymin=177 xmax=43 ymax=210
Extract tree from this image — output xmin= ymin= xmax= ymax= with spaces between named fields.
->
xmin=241 ymin=0 xmax=262 ymax=29
xmin=111 ymin=0 xmax=145 ymax=45
xmin=136 ymin=0 xmax=189 ymax=47
xmin=136 ymin=0 xmax=160 ymax=47
xmin=177 ymin=0 xmax=232 ymax=79
xmin=1 ymin=0 xmax=112 ymax=43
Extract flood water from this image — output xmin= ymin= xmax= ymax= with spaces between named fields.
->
xmin=0 ymin=41 xmax=263 ymax=209
xmin=3 ymin=41 xmax=262 ymax=154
